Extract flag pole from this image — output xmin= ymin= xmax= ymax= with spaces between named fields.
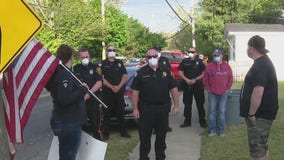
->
xmin=59 ymin=62 xmax=108 ymax=109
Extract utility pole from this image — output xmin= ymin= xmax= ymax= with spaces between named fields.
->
xmin=191 ymin=0 xmax=196 ymax=48
xmin=101 ymin=0 xmax=106 ymax=60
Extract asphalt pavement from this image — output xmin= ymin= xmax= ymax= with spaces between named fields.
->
xmin=128 ymin=92 xmax=207 ymax=160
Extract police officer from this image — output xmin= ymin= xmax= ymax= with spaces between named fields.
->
xmin=131 ymin=47 xmax=179 ymax=160
xmin=73 ymin=48 xmax=103 ymax=140
xmin=178 ymin=47 xmax=207 ymax=128
xmin=101 ymin=45 xmax=130 ymax=140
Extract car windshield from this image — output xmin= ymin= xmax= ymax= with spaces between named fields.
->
xmin=161 ymin=53 xmax=182 ymax=62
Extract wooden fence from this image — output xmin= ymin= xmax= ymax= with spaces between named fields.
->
xmin=229 ymin=61 xmax=252 ymax=82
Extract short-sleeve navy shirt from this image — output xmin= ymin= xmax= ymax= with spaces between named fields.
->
xmin=178 ymin=58 xmax=205 ymax=79
xmin=131 ymin=65 xmax=178 ymax=105
xmin=101 ymin=59 xmax=127 ymax=85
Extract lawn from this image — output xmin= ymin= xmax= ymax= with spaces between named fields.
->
xmin=200 ymin=81 xmax=284 ymax=160
xmin=104 ymin=122 xmax=139 ymax=160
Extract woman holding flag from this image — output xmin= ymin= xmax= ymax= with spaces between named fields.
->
xmin=48 ymin=44 xmax=88 ymax=160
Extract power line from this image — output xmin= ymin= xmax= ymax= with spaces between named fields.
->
xmin=165 ymin=0 xmax=187 ymax=24
xmin=173 ymin=0 xmax=193 ymax=22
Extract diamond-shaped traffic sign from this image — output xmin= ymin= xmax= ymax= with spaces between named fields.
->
xmin=0 ymin=0 xmax=43 ymax=73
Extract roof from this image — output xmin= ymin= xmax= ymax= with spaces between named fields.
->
xmin=224 ymin=23 xmax=284 ymax=37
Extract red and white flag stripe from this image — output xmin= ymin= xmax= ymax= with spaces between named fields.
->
xmin=2 ymin=39 xmax=59 ymax=143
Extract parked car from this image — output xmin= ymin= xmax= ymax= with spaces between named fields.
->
xmin=160 ymin=51 xmax=184 ymax=81
xmin=127 ymin=58 xmax=143 ymax=67
xmin=116 ymin=56 xmax=128 ymax=65
xmin=123 ymin=66 xmax=139 ymax=120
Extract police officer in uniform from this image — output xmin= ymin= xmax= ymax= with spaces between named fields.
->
xmin=73 ymin=48 xmax=103 ymax=140
xmin=178 ymin=47 xmax=207 ymax=128
xmin=131 ymin=47 xmax=179 ymax=160
xmin=101 ymin=45 xmax=130 ymax=140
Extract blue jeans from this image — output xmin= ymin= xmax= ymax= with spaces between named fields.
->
xmin=55 ymin=122 xmax=82 ymax=160
xmin=208 ymin=92 xmax=228 ymax=134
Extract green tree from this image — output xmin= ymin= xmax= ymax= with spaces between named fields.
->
xmin=31 ymin=0 xmax=103 ymax=57
xmin=170 ymin=0 xmax=284 ymax=56
xmin=124 ymin=18 xmax=166 ymax=58
xmin=30 ymin=0 xmax=166 ymax=60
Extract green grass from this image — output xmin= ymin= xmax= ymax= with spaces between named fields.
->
xmin=104 ymin=122 xmax=139 ymax=160
xmin=200 ymin=81 xmax=284 ymax=160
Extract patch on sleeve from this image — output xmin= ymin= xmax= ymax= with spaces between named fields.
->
xmin=96 ymin=67 xmax=102 ymax=75
xmin=62 ymin=80 xmax=69 ymax=88
xmin=162 ymin=71 xmax=167 ymax=78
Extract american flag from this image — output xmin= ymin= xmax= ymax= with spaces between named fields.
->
xmin=2 ymin=39 xmax=59 ymax=144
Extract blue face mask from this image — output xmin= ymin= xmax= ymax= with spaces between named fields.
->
xmin=213 ymin=56 xmax=221 ymax=63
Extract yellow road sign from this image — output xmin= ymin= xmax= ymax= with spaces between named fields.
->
xmin=0 ymin=0 xmax=43 ymax=73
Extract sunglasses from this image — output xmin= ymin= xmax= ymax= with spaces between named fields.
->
xmin=147 ymin=55 xmax=158 ymax=59
xmin=107 ymin=49 xmax=116 ymax=52
xmin=188 ymin=51 xmax=195 ymax=53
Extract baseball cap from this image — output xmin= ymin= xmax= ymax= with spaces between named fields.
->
xmin=213 ymin=48 xmax=222 ymax=56
xmin=248 ymin=35 xmax=269 ymax=54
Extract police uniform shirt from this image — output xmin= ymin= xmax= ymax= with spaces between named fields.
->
xmin=159 ymin=56 xmax=172 ymax=71
xmin=101 ymin=59 xmax=127 ymax=87
xmin=131 ymin=65 xmax=178 ymax=105
xmin=178 ymin=58 xmax=205 ymax=79
xmin=73 ymin=63 xmax=102 ymax=89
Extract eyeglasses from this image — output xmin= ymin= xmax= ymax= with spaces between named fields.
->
xmin=107 ymin=49 xmax=116 ymax=52
xmin=147 ymin=55 xmax=158 ymax=59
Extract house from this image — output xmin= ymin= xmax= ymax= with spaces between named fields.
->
xmin=224 ymin=23 xmax=284 ymax=81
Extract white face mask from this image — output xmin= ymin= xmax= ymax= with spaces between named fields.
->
xmin=81 ymin=58 xmax=89 ymax=66
xmin=188 ymin=53 xmax=194 ymax=58
xmin=148 ymin=57 xmax=158 ymax=67
xmin=108 ymin=51 xmax=116 ymax=58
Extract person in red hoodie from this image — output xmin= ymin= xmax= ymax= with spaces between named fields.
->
xmin=203 ymin=48 xmax=233 ymax=137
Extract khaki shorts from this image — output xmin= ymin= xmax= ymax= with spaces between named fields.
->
xmin=246 ymin=118 xmax=272 ymax=158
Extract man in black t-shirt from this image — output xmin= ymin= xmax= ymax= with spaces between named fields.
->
xmin=240 ymin=35 xmax=278 ymax=160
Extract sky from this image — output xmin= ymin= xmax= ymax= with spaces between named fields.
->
xmin=120 ymin=0 xmax=195 ymax=33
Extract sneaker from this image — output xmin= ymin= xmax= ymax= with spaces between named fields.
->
xmin=219 ymin=133 xmax=225 ymax=137
xmin=208 ymin=132 xmax=216 ymax=137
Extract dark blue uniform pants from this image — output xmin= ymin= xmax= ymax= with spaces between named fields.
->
xmin=103 ymin=90 xmax=127 ymax=137
xmin=183 ymin=84 xmax=206 ymax=124
xmin=138 ymin=104 xmax=169 ymax=160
